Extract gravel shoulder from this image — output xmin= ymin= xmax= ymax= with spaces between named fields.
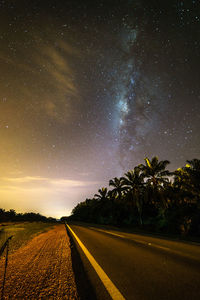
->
xmin=0 ymin=224 xmax=79 ymax=299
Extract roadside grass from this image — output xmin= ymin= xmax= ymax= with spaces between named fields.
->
xmin=0 ymin=222 xmax=55 ymax=253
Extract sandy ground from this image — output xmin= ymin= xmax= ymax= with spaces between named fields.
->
xmin=0 ymin=225 xmax=79 ymax=299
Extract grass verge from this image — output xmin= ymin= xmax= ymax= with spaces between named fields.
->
xmin=0 ymin=222 xmax=55 ymax=253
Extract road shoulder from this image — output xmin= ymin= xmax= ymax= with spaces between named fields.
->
xmin=0 ymin=224 xmax=78 ymax=299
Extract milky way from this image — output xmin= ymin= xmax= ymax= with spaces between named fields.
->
xmin=0 ymin=0 xmax=200 ymax=217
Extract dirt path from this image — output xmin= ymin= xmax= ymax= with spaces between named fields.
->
xmin=0 ymin=225 xmax=79 ymax=299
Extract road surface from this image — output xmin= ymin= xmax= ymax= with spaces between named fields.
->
xmin=67 ymin=223 xmax=200 ymax=300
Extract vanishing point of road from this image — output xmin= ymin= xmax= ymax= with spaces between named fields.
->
xmin=67 ymin=223 xmax=200 ymax=300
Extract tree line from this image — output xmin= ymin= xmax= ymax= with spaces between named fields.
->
xmin=69 ymin=157 xmax=200 ymax=236
xmin=0 ymin=208 xmax=57 ymax=223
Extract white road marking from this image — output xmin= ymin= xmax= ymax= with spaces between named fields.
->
xmin=152 ymin=244 xmax=170 ymax=251
xmin=67 ymin=225 xmax=126 ymax=300
xmin=89 ymin=227 xmax=125 ymax=238
xmin=89 ymin=227 xmax=171 ymax=251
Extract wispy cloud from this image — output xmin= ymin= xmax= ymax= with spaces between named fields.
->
xmin=0 ymin=31 xmax=81 ymax=124
xmin=0 ymin=176 xmax=98 ymax=190
xmin=0 ymin=54 xmax=36 ymax=74
xmin=0 ymin=175 xmax=100 ymax=218
xmin=2 ymin=176 xmax=48 ymax=183
xmin=33 ymin=40 xmax=80 ymax=122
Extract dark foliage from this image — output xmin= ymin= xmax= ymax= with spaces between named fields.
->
xmin=0 ymin=209 xmax=57 ymax=223
xmin=69 ymin=157 xmax=200 ymax=236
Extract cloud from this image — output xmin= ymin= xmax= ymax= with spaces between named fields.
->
xmin=49 ymin=179 xmax=90 ymax=187
xmin=0 ymin=54 xmax=36 ymax=74
xmin=31 ymin=40 xmax=80 ymax=122
xmin=0 ymin=176 xmax=98 ymax=190
xmin=2 ymin=176 xmax=48 ymax=183
xmin=0 ymin=31 xmax=81 ymax=124
xmin=0 ymin=175 xmax=100 ymax=218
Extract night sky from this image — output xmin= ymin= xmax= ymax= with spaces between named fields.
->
xmin=0 ymin=0 xmax=200 ymax=218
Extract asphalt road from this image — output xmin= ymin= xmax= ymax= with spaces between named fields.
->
xmin=68 ymin=224 xmax=200 ymax=300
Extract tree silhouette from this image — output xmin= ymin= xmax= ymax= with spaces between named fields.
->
xmin=122 ymin=167 xmax=145 ymax=225
xmin=109 ymin=177 xmax=126 ymax=199
xmin=139 ymin=156 xmax=171 ymax=187
xmin=0 ymin=209 xmax=56 ymax=223
xmin=69 ymin=156 xmax=200 ymax=236
xmin=184 ymin=159 xmax=200 ymax=200
xmin=94 ymin=187 xmax=109 ymax=201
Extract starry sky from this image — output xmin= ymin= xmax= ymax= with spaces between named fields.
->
xmin=0 ymin=0 xmax=200 ymax=218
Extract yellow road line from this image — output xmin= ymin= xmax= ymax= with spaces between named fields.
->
xmin=67 ymin=225 xmax=126 ymax=300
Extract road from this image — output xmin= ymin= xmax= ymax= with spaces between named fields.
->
xmin=67 ymin=223 xmax=200 ymax=300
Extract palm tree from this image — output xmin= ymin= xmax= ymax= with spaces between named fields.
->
xmin=138 ymin=157 xmax=172 ymax=221
xmin=173 ymin=167 xmax=190 ymax=199
xmin=139 ymin=156 xmax=171 ymax=188
xmin=122 ymin=167 xmax=145 ymax=225
xmin=94 ymin=187 xmax=111 ymax=223
xmin=172 ymin=165 xmax=198 ymax=206
xmin=184 ymin=159 xmax=200 ymax=199
xmin=172 ymin=165 xmax=197 ymax=235
xmin=109 ymin=177 xmax=126 ymax=200
xmin=94 ymin=187 xmax=109 ymax=201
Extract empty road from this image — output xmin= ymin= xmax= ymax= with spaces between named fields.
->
xmin=67 ymin=223 xmax=200 ymax=300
